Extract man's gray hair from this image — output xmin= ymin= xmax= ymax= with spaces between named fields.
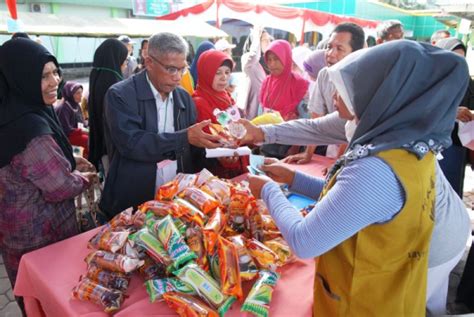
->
xmin=148 ymin=32 xmax=188 ymax=57
xmin=431 ymin=30 xmax=451 ymax=44
xmin=376 ymin=20 xmax=403 ymax=40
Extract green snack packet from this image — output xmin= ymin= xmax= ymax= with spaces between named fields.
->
xmin=145 ymin=277 xmax=196 ymax=302
xmin=149 ymin=215 xmax=197 ymax=268
xmin=129 ymin=229 xmax=173 ymax=268
xmin=174 ymin=262 xmax=235 ymax=316
xmin=241 ymin=270 xmax=280 ymax=317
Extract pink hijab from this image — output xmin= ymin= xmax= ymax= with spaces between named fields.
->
xmin=259 ymin=40 xmax=309 ymax=119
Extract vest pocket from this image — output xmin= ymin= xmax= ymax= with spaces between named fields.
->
xmin=315 ymin=273 xmax=341 ymax=301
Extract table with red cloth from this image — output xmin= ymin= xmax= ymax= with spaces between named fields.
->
xmin=14 ymin=154 xmax=335 ymax=317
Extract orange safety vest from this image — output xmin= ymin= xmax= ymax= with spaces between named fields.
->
xmin=314 ymin=149 xmax=435 ymax=316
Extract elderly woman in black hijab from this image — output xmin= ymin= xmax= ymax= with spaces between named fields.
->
xmin=0 ymin=38 xmax=96 ymax=311
xmin=88 ymin=39 xmax=128 ymax=172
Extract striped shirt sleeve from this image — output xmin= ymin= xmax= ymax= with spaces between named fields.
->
xmin=12 ymin=135 xmax=88 ymax=202
xmin=261 ymin=156 xmax=404 ymax=258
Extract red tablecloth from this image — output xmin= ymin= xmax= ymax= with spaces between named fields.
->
xmin=14 ymin=155 xmax=334 ymax=317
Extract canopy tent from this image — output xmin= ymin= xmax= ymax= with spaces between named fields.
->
xmin=157 ymin=0 xmax=379 ymax=41
xmin=0 ymin=11 xmax=228 ymax=38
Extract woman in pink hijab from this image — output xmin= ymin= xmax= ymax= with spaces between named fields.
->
xmin=259 ymin=40 xmax=309 ymax=121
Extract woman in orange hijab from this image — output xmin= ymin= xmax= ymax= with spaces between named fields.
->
xmin=193 ymin=50 xmax=247 ymax=178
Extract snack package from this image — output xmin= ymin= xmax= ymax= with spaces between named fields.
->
xmin=228 ymin=188 xmax=255 ymax=233
xmin=131 ymin=209 xmax=147 ymax=229
xmin=261 ymin=215 xmax=278 ymax=232
xmin=180 ymin=187 xmax=220 ymax=214
xmin=129 ymin=229 xmax=173 ymax=269
xmin=241 ymin=270 xmax=280 ymax=317
xmin=245 ymin=238 xmax=279 ymax=270
xmin=145 ymin=278 xmax=197 ymax=302
xmin=264 ymin=237 xmax=295 ymax=266
xmin=71 ymin=277 xmax=124 ymax=313
xmin=250 ymin=112 xmax=284 ymax=126
xmin=85 ymin=264 xmax=130 ymax=292
xmin=148 ymin=215 xmax=197 ymax=268
xmin=185 ymin=226 xmax=208 ymax=271
xmin=209 ymin=123 xmax=238 ymax=148
xmin=174 ymin=173 xmax=198 ymax=193
xmin=88 ymin=228 xmax=129 ymax=253
xmin=203 ymin=207 xmax=227 ymax=236
xmin=246 ymin=203 xmax=263 ymax=241
xmin=163 ymin=292 xmax=219 ymax=317
xmin=174 ymin=262 xmax=235 ymax=315
xmin=138 ymin=255 xmax=168 ymax=281
xmin=108 ymin=207 xmax=134 ymax=229
xmin=195 ymin=168 xmax=214 ymax=187
xmin=227 ymin=235 xmax=258 ymax=281
xmin=217 ymin=236 xmax=243 ymax=300
xmin=174 ymin=197 xmax=207 ymax=227
xmin=203 ymin=231 xmax=220 ymax=281
xmin=85 ymin=250 xmax=144 ymax=273
xmin=120 ymin=240 xmax=142 ymax=259
xmin=262 ymin=230 xmax=283 ymax=242
xmin=155 ymin=180 xmax=179 ymax=201
xmin=140 ymin=200 xmax=185 ymax=218
xmin=200 ymin=177 xmax=231 ymax=205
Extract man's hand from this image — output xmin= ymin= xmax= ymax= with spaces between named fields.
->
xmin=237 ymin=119 xmax=265 ymax=145
xmin=75 ymin=156 xmax=95 ymax=172
xmin=248 ymin=174 xmax=273 ymax=199
xmin=260 ymin=159 xmax=296 ymax=185
xmin=457 ymin=107 xmax=474 ymax=122
xmin=187 ymin=120 xmax=221 ymax=148
xmin=282 ymin=151 xmax=312 ymax=165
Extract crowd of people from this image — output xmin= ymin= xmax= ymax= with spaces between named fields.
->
xmin=0 ymin=18 xmax=473 ymax=316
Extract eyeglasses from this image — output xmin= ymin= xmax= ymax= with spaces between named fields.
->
xmin=149 ymin=54 xmax=188 ymax=76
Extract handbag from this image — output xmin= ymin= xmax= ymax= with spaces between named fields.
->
xmin=76 ymin=178 xmax=108 ymax=232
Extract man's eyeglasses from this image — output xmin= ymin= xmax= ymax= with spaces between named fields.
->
xmin=149 ymin=54 xmax=187 ymax=76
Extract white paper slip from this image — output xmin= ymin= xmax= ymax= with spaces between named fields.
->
xmin=205 ymin=146 xmax=251 ymax=158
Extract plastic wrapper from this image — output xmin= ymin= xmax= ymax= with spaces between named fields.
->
xmin=175 ymin=173 xmax=198 ymax=193
xmin=241 ymin=270 xmax=280 ymax=317
xmin=245 ymin=238 xmax=279 ymax=270
xmin=180 ymin=187 xmax=220 ymax=214
xmin=174 ymin=262 xmax=235 ymax=315
xmin=203 ymin=231 xmax=220 ymax=281
xmin=85 ymin=264 xmax=130 ymax=292
xmin=246 ymin=203 xmax=263 ymax=241
xmin=264 ymin=237 xmax=295 ymax=266
xmin=88 ymin=228 xmax=129 ymax=253
xmin=71 ymin=277 xmax=124 ymax=313
xmin=203 ymin=207 xmax=226 ymax=235
xmin=217 ymin=236 xmax=243 ymax=299
xmin=108 ymin=207 xmax=134 ymax=229
xmin=227 ymin=235 xmax=258 ymax=281
xmin=131 ymin=209 xmax=147 ymax=229
xmin=129 ymin=229 xmax=173 ymax=269
xmin=155 ymin=180 xmax=179 ymax=201
xmin=163 ymin=292 xmax=219 ymax=317
xmin=185 ymin=226 xmax=208 ymax=270
xmin=174 ymin=198 xmax=207 ymax=227
xmin=85 ymin=250 xmax=144 ymax=273
xmin=209 ymin=123 xmax=238 ymax=148
xmin=261 ymin=215 xmax=278 ymax=232
xmin=140 ymin=200 xmax=185 ymax=218
xmin=195 ymin=168 xmax=214 ymax=187
xmin=138 ymin=255 xmax=168 ymax=281
xmin=262 ymin=230 xmax=283 ymax=242
xmin=250 ymin=112 xmax=284 ymax=126
xmin=145 ymin=278 xmax=197 ymax=302
xmin=148 ymin=215 xmax=197 ymax=268
xmin=228 ymin=188 xmax=255 ymax=233
xmin=200 ymin=177 xmax=231 ymax=205
xmin=120 ymin=240 xmax=142 ymax=259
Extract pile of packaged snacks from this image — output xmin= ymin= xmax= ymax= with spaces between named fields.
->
xmin=72 ymin=169 xmax=296 ymax=316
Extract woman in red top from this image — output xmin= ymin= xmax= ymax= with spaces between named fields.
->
xmin=193 ymin=50 xmax=247 ymax=179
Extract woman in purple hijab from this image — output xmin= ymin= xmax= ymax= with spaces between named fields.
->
xmin=55 ymin=81 xmax=89 ymax=157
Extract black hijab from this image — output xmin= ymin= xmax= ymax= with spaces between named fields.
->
xmin=88 ymin=39 xmax=128 ymax=169
xmin=0 ymin=38 xmax=75 ymax=170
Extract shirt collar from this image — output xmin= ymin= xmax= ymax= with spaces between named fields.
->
xmin=146 ymin=73 xmax=173 ymax=104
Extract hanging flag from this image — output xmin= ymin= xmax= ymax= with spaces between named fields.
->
xmin=6 ymin=0 xmax=24 ymax=33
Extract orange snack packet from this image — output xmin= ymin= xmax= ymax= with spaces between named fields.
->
xmin=163 ymin=292 xmax=219 ymax=317
xmin=180 ymin=187 xmax=220 ymax=214
xmin=245 ymin=238 xmax=279 ymax=270
xmin=155 ymin=180 xmax=179 ymax=201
